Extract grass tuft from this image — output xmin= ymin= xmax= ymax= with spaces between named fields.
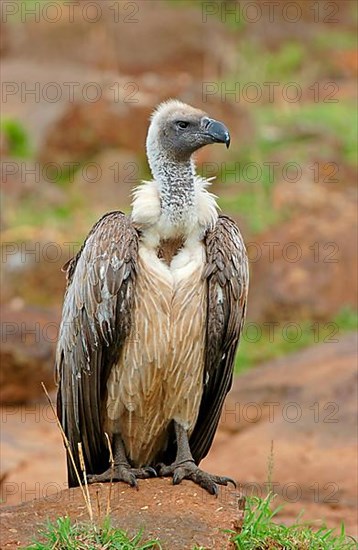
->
xmin=24 ymin=516 xmax=161 ymax=550
xmin=232 ymin=492 xmax=356 ymax=549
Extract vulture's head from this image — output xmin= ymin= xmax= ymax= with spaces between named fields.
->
xmin=146 ymin=100 xmax=230 ymax=165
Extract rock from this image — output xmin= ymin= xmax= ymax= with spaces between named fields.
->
xmin=248 ymin=183 xmax=358 ymax=321
xmin=39 ymin=98 xmax=153 ymax=165
xmin=217 ymin=333 xmax=357 ymax=439
xmin=0 ymin=480 xmax=240 ymax=549
xmin=0 ymin=305 xmax=59 ymax=404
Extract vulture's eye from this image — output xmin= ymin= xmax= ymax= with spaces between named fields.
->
xmin=176 ymin=121 xmax=189 ymax=129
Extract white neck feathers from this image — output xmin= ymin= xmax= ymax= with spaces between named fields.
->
xmin=131 ymin=176 xmax=218 ymax=243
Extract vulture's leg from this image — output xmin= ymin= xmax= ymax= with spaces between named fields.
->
xmin=87 ymin=434 xmax=156 ymax=488
xmin=158 ymin=422 xmax=236 ymax=496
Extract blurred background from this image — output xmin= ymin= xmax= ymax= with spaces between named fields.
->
xmin=1 ymin=0 xmax=357 ymax=536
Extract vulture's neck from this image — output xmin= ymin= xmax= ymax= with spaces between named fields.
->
xmin=132 ymin=150 xmax=218 ymax=243
xmin=153 ymin=154 xmax=196 ymax=222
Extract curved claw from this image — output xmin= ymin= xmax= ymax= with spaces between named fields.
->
xmin=173 ymin=468 xmax=186 ymax=485
xmin=128 ymin=477 xmax=135 ymax=487
xmin=128 ymin=474 xmax=139 ymax=489
xmin=223 ymin=476 xmax=237 ymax=488
xmin=156 ymin=459 xmax=236 ymax=496
xmin=86 ymin=464 xmax=155 ymax=488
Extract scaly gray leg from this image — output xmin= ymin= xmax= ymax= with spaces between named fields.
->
xmin=87 ymin=433 xmax=156 ymax=488
xmin=158 ymin=422 xmax=236 ymax=496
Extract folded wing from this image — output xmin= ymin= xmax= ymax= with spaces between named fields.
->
xmin=55 ymin=211 xmax=138 ymax=486
xmin=190 ymin=215 xmax=249 ymax=463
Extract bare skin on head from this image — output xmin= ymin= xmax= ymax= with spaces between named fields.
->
xmin=56 ymin=100 xmax=248 ymax=496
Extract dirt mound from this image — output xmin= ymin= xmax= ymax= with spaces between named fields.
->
xmin=0 ymin=479 xmax=241 ymax=549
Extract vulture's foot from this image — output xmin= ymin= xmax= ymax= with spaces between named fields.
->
xmin=157 ymin=460 xmax=236 ymax=496
xmin=87 ymin=464 xmax=157 ymax=489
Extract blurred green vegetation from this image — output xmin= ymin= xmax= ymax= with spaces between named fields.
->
xmin=235 ymin=307 xmax=358 ymax=373
xmin=218 ymin=182 xmax=282 ymax=235
xmin=313 ymin=29 xmax=358 ymax=51
xmin=13 ymin=197 xmax=80 ymax=227
xmin=255 ymin=101 xmax=357 ymax=166
xmin=217 ymin=98 xmax=357 ymax=233
xmin=4 ymin=0 xmax=66 ymax=22
xmin=1 ymin=118 xmax=32 ymax=158
xmin=233 ymin=42 xmax=307 ymax=83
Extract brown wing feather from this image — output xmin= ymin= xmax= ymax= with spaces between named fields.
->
xmin=55 ymin=211 xmax=138 ymax=486
xmin=189 ymin=215 xmax=249 ymax=463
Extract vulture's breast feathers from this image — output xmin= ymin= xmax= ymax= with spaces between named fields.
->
xmin=106 ymin=176 xmax=218 ymax=466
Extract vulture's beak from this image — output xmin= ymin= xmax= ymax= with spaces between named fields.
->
xmin=202 ymin=117 xmax=231 ymax=149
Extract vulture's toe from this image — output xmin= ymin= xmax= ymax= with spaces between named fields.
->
xmin=157 ymin=460 xmax=236 ymax=496
xmin=87 ymin=464 xmax=157 ymax=488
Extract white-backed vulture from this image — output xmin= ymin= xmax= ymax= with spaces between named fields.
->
xmin=56 ymin=100 xmax=249 ymax=495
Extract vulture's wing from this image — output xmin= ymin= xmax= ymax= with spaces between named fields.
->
xmin=55 ymin=211 xmax=138 ymax=486
xmin=190 ymin=215 xmax=249 ymax=463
